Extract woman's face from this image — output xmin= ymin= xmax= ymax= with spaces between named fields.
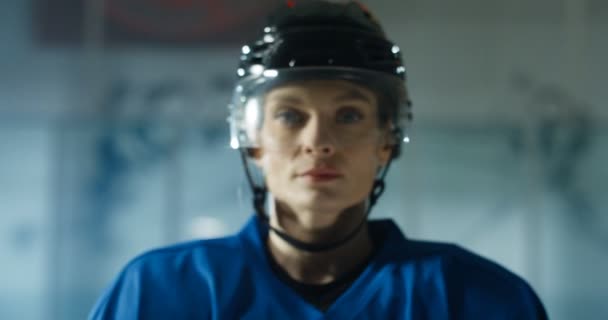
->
xmin=252 ymin=80 xmax=392 ymax=221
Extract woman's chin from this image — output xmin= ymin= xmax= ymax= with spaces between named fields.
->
xmin=290 ymin=193 xmax=350 ymax=212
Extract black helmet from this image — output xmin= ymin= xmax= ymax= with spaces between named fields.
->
xmin=238 ymin=0 xmax=405 ymax=80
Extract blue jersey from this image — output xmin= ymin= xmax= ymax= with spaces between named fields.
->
xmin=89 ymin=216 xmax=547 ymax=319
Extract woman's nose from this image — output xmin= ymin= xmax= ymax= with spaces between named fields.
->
xmin=304 ymin=143 xmax=335 ymax=156
xmin=302 ymin=118 xmax=336 ymax=157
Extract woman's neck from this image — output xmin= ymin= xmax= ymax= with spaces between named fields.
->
xmin=266 ymin=203 xmax=373 ymax=285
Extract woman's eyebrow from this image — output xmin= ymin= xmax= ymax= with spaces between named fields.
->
xmin=267 ymin=93 xmax=303 ymax=105
xmin=333 ymin=89 xmax=374 ymax=104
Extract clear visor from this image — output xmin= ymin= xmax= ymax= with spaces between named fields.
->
xmin=228 ymin=67 xmax=407 ymax=152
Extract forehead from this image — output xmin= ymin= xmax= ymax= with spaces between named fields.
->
xmin=264 ymin=79 xmax=377 ymax=106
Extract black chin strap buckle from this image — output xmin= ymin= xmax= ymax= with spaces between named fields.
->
xmin=369 ymin=179 xmax=386 ymax=208
xmin=252 ymin=186 xmax=267 ymax=219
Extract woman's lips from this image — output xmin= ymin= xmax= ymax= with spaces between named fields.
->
xmin=300 ymin=168 xmax=342 ymax=181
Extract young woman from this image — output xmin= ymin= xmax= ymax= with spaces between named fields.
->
xmin=90 ymin=1 xmax=548 ymax=319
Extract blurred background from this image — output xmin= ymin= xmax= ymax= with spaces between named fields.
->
xmin=0 ymin=0 xmax=606 ymax=319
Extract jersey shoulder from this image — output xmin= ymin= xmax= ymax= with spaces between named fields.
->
xmin=401 ymin=238 xmax=522 ymax=282
xmin=129 ymin=234 xmax=244 ymax=270
xmin=397 ymin=239 xmax=548 ymax=319
xmin=88 ymin=235 xmax=246 ymax=320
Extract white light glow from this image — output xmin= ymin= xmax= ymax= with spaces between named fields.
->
xmin=230 ymin=137 xmax=239 ymax=149
xmin=249 ymin=65 xmax=264 ymax=76
xmin=245 ymin=98 xmax=260 ymax=126
xmin=245 ymin=98 xmax=260 ymax=143
xmin=237 ymin=68 xmax=245 ymax=76
xmin=242 ymin=45 xmax=251 ymax=54
xmin=403 ymin=136 xmax=410 ymax=143
xmin=263 ymin=34 xmax=275 ymax=43
xmin=396 ymin=66 xmax=406 ymax=74
xmin=391 ymin=45 xmax=400 ymax=54
xmin=263 ymin=70 xmax=278 ymax=78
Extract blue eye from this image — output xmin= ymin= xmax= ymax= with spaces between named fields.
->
xmin=275 ymin=109 xmax=305 ymax=127
xmin=337 ymin=108 xmax=364 ymax=124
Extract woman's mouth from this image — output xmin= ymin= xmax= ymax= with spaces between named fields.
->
xmin=301 ymin=168 xmax=342 ymax=182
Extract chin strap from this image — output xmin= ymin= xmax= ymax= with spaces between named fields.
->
xmin=239 ymin=147 xmax=394 ymax=253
